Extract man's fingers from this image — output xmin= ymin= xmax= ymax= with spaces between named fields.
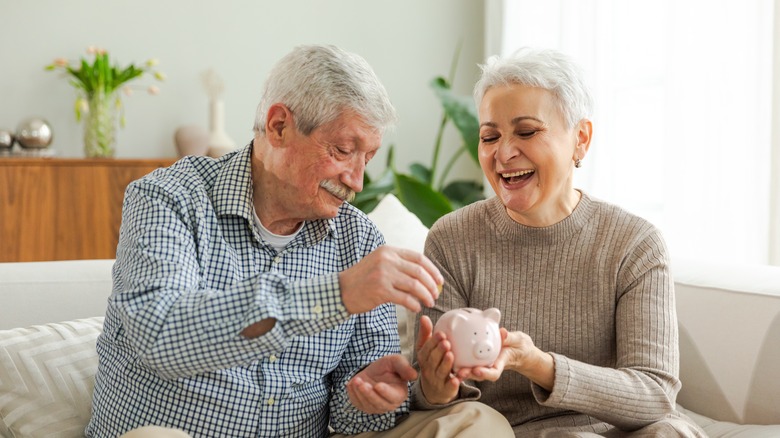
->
xmin=386 ymin=355 xmax=418 ymax=381
xmin=395 ymin=248 xmax=444 ymax=285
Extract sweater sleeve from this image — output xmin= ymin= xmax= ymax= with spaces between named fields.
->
xmin=531 ymin=228 xmax=680 ymax=431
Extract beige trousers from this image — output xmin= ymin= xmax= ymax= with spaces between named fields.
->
xmin=331 ymin=401 xmax=514 ymax=438
xmin=120 ymin=402 xmax=513 ymax=438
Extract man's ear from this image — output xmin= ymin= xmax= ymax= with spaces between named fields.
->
xmin=265 ymin=103 xmax=292 ymax=147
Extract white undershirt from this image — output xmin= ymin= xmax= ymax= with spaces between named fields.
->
xmin=252 ymin=209 xmax=303 ymax=252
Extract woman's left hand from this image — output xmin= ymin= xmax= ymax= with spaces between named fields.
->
xmin=457 ymin=328 xmax=555 ymax=391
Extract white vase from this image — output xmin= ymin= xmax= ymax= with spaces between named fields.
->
xmin=207 ymin=99 xmax=236 ymax=158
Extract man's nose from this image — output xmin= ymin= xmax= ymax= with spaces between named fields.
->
xmin=343 ymin=158 xmax=365 ymax=193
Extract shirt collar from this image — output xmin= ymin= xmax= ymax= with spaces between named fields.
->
xmin=210 ymin=143 xmax=255 ymax=221
xmin=210 ymin=141 xmax=338 ymax=247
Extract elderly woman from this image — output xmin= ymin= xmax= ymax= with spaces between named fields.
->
xmin=412 ymin=48 xmax=706 ymax=437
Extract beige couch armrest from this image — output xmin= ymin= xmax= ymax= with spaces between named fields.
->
xmin=674 ymin=258 xmax=780 ymax=425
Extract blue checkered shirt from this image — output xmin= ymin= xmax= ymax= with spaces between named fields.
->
xmin=87 ymin=144 xmax=406 ymax=437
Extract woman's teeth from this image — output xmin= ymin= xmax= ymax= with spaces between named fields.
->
xmin=501 ymin=169 xmax=534 ymax=184
xmin=501 ymin=170 xmax=534 ymax=178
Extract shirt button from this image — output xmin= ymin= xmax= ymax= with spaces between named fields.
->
xmin=267 ymin=396 xmax=275 ymax=405
xmin=312 ymin=304 xmax=323 ymax=315
xmin=269 ymin=354 xmax=277 ymax=362
xmin=273 ymin=255 xmax=282 ymax=264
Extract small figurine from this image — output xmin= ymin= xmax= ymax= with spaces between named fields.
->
xmin=433 ymin=307 xmax=502 ymax=370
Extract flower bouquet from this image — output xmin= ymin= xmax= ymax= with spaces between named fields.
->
xmin=45 ymin=47 xmax=165 ymax=157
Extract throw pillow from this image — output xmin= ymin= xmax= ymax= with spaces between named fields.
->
xmin=366 ymin=194 xmax=430 ymax=361
xmin=0 ymin=317 xmax=104 ymax=438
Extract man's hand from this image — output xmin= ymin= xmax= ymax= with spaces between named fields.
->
xmin=339 ymin=246 xmax=443 ymax=314
xmin=346 ymin=354 xmax=417 ymax=414
xmin=416 ymin=315 xmax=461 ymax=405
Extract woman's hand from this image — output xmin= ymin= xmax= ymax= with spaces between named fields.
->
xmin=457 ymin=328 xmax=555 ymax=391
xmin=416 ymin=315 xmax=462 ymax=405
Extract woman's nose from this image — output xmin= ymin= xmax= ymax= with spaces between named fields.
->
xmin=495 ymin=138 xmax=520 ymax=163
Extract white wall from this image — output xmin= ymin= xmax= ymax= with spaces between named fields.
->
xmin=0 ymin=0 xmax=484 ymax=181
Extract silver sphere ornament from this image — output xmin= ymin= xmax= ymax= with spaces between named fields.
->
xmin=16 ymin=117 xmax=53 ymax=148
xmin=0 ymin=129 xmax=14 ymax=149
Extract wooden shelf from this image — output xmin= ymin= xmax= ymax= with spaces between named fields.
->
xmin=0 ymin=157 xmax=177 ymax=262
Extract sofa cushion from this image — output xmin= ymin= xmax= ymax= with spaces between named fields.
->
xmin=0 ymin=259 xmax=114 ymax=330
xmin=0 ymin=317 xmax=103 ymax=438
xmin=366 ymin=194 xmax=429 ymax=361
xmin=678 ymin=405 xmax=780 ymax=438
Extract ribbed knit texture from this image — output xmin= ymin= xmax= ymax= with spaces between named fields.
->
xmin=413 ymin=192 xmax=704 ymax=436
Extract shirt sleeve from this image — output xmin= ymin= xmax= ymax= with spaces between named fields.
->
xmin=327 ymin=303 xmax=409 ymax=434
xmin=531 ymin=228 xmax=681 ymax=431
xmin=111 ymin=180 xmax=350 ymax=379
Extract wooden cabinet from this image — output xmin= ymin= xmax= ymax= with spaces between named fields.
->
xmin=0 ymin=157 xmax=176 ymax=262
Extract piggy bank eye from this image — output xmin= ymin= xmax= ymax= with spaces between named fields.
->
xmin=473 ymin=332 xmax=477 ymax=336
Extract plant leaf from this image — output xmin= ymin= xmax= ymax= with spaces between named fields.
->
xmin=430 ymin=78 xmax=480 ymax=164
xmin=409 ymin=163 xmax=432 ymax=184
xmin=442 ymin=180 xmax=485 ymax=209
xmin=354 ymin=168 xmax=395 ymax=205
xmin=395 ymin=173 xmax=453 ymax=228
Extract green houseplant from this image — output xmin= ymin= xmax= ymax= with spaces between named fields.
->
xmin=354 ymin=50 xmax=484 ymax=228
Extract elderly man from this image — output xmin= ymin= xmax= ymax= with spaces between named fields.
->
xmin=87 ymin=45 xmax=511 ymax=437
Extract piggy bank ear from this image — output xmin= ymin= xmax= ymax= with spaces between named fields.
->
xmin=448 ymin=312 xmax=470 ymax=332
xmin=483 ymin=308 xmax=501 ymax=323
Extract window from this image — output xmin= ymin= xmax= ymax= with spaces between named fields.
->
xmin=489 ymin=0 xmax=776 ymax=265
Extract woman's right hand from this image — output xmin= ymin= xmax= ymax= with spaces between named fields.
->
xmin=415 ymin=315 xmax=462 ymax=405
xmin=458 ymin=328 xmax=555 ymax=392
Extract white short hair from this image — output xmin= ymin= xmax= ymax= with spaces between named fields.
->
xmin=254 ymin=45 xmax=396 ymax=136
xmin=474 ymin=47 xmax=593 ymax=129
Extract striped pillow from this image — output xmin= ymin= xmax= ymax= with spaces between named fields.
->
xmin=0 ymin=317 xmax=103 ymax=438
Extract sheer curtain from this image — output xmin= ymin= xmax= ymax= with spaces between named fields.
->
xmin=487 ymin=0 xmax=776 ymax=265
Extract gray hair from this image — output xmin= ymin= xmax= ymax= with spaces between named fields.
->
xmin=474 ymin=47 xmax=593 ymax=129
xmin=254 ymin=44 xmax=397 ymax=136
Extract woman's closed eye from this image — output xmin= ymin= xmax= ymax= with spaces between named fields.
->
xmin=480 ymin=134 xmax=500 ymax=144
xmin=517 ymin=130 xmax=538 ymax=139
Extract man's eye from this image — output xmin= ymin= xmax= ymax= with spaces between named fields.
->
xmin=330 ymin=146 xmax=350 ymax=158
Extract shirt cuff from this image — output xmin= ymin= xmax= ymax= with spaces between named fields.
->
xmin=282 ymin=273 xmax=350 ymax=336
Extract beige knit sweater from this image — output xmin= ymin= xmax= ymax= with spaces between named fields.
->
xmin=412 ymin=192 xmax=704 ymax=436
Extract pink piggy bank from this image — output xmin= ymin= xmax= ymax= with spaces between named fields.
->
xmin=433 ymin=308 xmax=502 ymax=370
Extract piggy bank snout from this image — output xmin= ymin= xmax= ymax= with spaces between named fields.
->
xmin=473 ymin=339 xmax=496 ymax=360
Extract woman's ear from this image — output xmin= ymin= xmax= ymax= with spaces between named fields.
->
xmin=575 ymin=119 xmax=593 ymax=160
xmin=265 ymin=103 xmax=292 ymax=147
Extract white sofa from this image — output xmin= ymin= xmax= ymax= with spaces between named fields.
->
xmin=2 ymin=195 xmax=780 ymax=437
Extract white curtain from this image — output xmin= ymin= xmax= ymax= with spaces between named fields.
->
xmin=488 ymin=0 xmax=777 ymax=265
